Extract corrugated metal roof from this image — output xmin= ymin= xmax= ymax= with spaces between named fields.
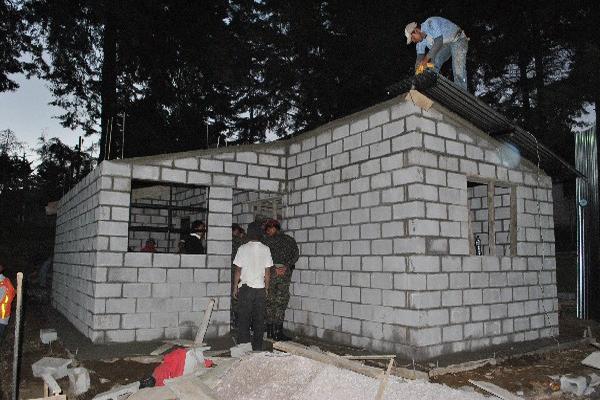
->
xmin=386 ymin=71 xmax=584 ymax=180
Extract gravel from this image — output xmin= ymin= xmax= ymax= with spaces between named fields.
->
xmin=214 ymin=353 xmax=489 ymax=400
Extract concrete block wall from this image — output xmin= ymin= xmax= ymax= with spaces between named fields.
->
xmin=284 ymin=96 xmax=558 ymax=359
xmin=54 ymin=146 xmax=287 ymax=343
xmin=53 ymin=166 xmax=104 ymax=338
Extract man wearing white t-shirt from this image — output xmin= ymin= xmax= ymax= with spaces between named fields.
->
xmin=232 ymin=222 xmax=272 ymax=350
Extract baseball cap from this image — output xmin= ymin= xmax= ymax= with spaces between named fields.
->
xmin=405 ymin=22 xmax=417 ymax=45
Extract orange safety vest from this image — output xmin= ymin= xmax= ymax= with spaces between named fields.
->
xmin=0 ymin=277 xmax=15 ymax=320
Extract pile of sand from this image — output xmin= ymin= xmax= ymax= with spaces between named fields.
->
xmin=214 ymin=353 xmax=489 ymax=400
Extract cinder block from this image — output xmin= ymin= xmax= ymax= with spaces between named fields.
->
xmin=394 ymin=273 xmax=426 ymax=290
xmin=409 ymin=291 xmax=441 ymax=309
xmin=463 ymin=289 xmax=483 ymax=305
xmin=411 ymin=327 xmax=441 ymax=346
xmin=138 ymin=268 xmax=166 ymax=283
xmin=123 ymin=283 xmax=151 ymax=298
xmin=108 ymin=268 xmax=138 ymax=283
xmin=122 ymin=313 xmax=150 ymax=329
xmin=407 ymin=219 xmax=439 ymax=236
xmin=106 ymin=298 xmax=136 ymax=314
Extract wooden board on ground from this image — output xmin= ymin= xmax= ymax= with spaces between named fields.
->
xmin=29 ymin=395 xmax=66 ymax=400
xmin=582 ymin=351 xmax=600 ymax=369
xmin=273 ymin=341 xmax=428 ymax=381
xmin=469 ymin=380 xmax=524 ymax=400
xmin=165 ymin=375 xmax=217 ymax=400
xmin=428 ymin=358 xmax=496 ymax=377
xmin=342 ymin=355 xmax=396 ymax=360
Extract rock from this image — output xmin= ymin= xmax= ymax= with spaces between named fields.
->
xmin=230 ymin=343 xmax=252 ymax=358
xmin=32 ymin=357 xmax=72 ymax=379
xmin=68 ymin=367 xmax=90 ymax=396
xmin=40 ymin=328 xmax=58 ymax=344
xmin=560 ymin=375 xmax=588 ymax=396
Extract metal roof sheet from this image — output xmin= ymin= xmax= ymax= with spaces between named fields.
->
xmin=386 ymin=71 xmax=584 ymax=180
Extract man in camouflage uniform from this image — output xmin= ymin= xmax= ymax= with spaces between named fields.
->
xmin=261 ymin=219 xmax=299 ymax=340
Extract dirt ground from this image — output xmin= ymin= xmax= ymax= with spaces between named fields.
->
xmin=1 ymin=292 xmax=599 ymax=399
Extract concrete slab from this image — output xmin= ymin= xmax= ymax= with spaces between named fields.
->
xmin=582 ymin=351 xmax=600 ymax=370
xmin=92 ymin=381 xmax=140 ymax=400
xmin=32 ymin=357 xmax=72 ymax=379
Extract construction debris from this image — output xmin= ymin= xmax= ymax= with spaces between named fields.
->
xmin=582 ymin=351 xmax=600 ymax=369
xmin=429 ymin=358 xmax=497 ymax=377
xmin=92 ymin=381 xmax=140 ymax=400
xmin=560 ymin=374 xmax=589 ymax=396
xmin=32 ymin=357 xmax=72 ymax=379
xmin=68 ymin=367 xmax=91 ymax=395
xmin=468 ymin=380 xmax=524 ymax=400
xmin=40 ymin=328 xmax=58 ymax=344
xmin=215 ymin=352 xmax=486 ymax=400
xmin=273 ymin=341 xmax=428 ymax=381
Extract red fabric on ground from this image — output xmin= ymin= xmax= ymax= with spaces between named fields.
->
xmin=152 ymin=348 xmax=187 ymax=386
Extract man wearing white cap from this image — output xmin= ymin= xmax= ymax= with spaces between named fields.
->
xmin=405 ymin=17 xmax=468 ymax=90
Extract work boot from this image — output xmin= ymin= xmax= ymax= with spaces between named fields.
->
xmin=266 ymin=323 xmax=273 ymax=339
xmin=274 ymin=324 xmax=291 ymax=341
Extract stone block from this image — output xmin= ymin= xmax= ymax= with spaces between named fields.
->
xmin=40 ymin=329 xmax=58 ymax=345
xmin=106 ymin=298 xmax=136 ymax=314
xmin=123 ymin=283 xmax=151 ymax=298
xmin=32 ymin=357 xmax=72 ymax=379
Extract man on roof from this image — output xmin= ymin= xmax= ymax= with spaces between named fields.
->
xmin=405 ymin=16 xmax=468 ymax=90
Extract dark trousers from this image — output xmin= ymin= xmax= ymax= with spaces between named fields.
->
xmin=0 ymin=323 xmax=6 ymax=343
xmin=237 ymin=285 xmax=265 ymax=351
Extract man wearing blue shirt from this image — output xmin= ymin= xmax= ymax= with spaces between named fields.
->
xmin=405 ymin=17 xmax=468 ymax=90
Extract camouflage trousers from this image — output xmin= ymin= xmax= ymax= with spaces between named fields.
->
xmin=266 ymin=269 xmax=292 ymax=324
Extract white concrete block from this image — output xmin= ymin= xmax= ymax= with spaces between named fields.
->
xmin=40 ymin=329 xmax=58 ymax=345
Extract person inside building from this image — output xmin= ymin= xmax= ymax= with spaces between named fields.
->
xmin=261 ymin=219 xmax=299 ymax=341
xmin=232 ymin=222 xmax=272 ymax=350
xmin=0 ymin=261 xmax=16 ymax=344
xmin=405 ymin=16 xmax=468 ymax=90
xmin=141 ymin=238 xmax=157 ymax=252
xmin=184 ymin=220 xmax=206 ymax=254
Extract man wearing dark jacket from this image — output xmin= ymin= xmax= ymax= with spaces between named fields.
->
xmin=184 ymin=220 xmax=206 ymax=254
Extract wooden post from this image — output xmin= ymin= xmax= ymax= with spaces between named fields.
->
xmin=194 ymin=298 xmax=215 ymax=345
xmin=510 ymin=186 xmax=518 ymax=256
xmin=12 ymin=272 xmax=23 ymax=400
xmin=487 ymin=182 xmax=496 ymax=255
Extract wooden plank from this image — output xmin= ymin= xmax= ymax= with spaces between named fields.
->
xmin=428 ymin=358 xmax=496 ymax=378
xmin=487 ymin=182 xmax=496 ymax=256
xmin=374 ymin=358 xmax=394 ymax=400
xmin=127 ymin=387 xmax=177 ymax=400
xmin=406 ymin=90 xmax=433 ymax=110
xmin=510 ymin=186 xmax=518 ymax=256
xmin=342 ymin=355 xmax=396 ymax=360
xmin=273 ymin=341 xmax=428 ymax=381
xmin=195 ymin=298 xmax=216 ymax=345
xmin=29 ymin=396 xmax=66 ymax=400
xmin=40 ymin=374 xmax=61 ymax=396
xmin=469 ymin=380 xmax=524 ymax=400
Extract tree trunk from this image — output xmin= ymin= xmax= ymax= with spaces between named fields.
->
xmin=517 ymin=50 xmax=531 ymax=129
xmin=99 ymin=2 xmax=117 ymax=162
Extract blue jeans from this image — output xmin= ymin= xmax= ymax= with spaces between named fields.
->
xmin=432 ymin=36 xmax=468 ymax=90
